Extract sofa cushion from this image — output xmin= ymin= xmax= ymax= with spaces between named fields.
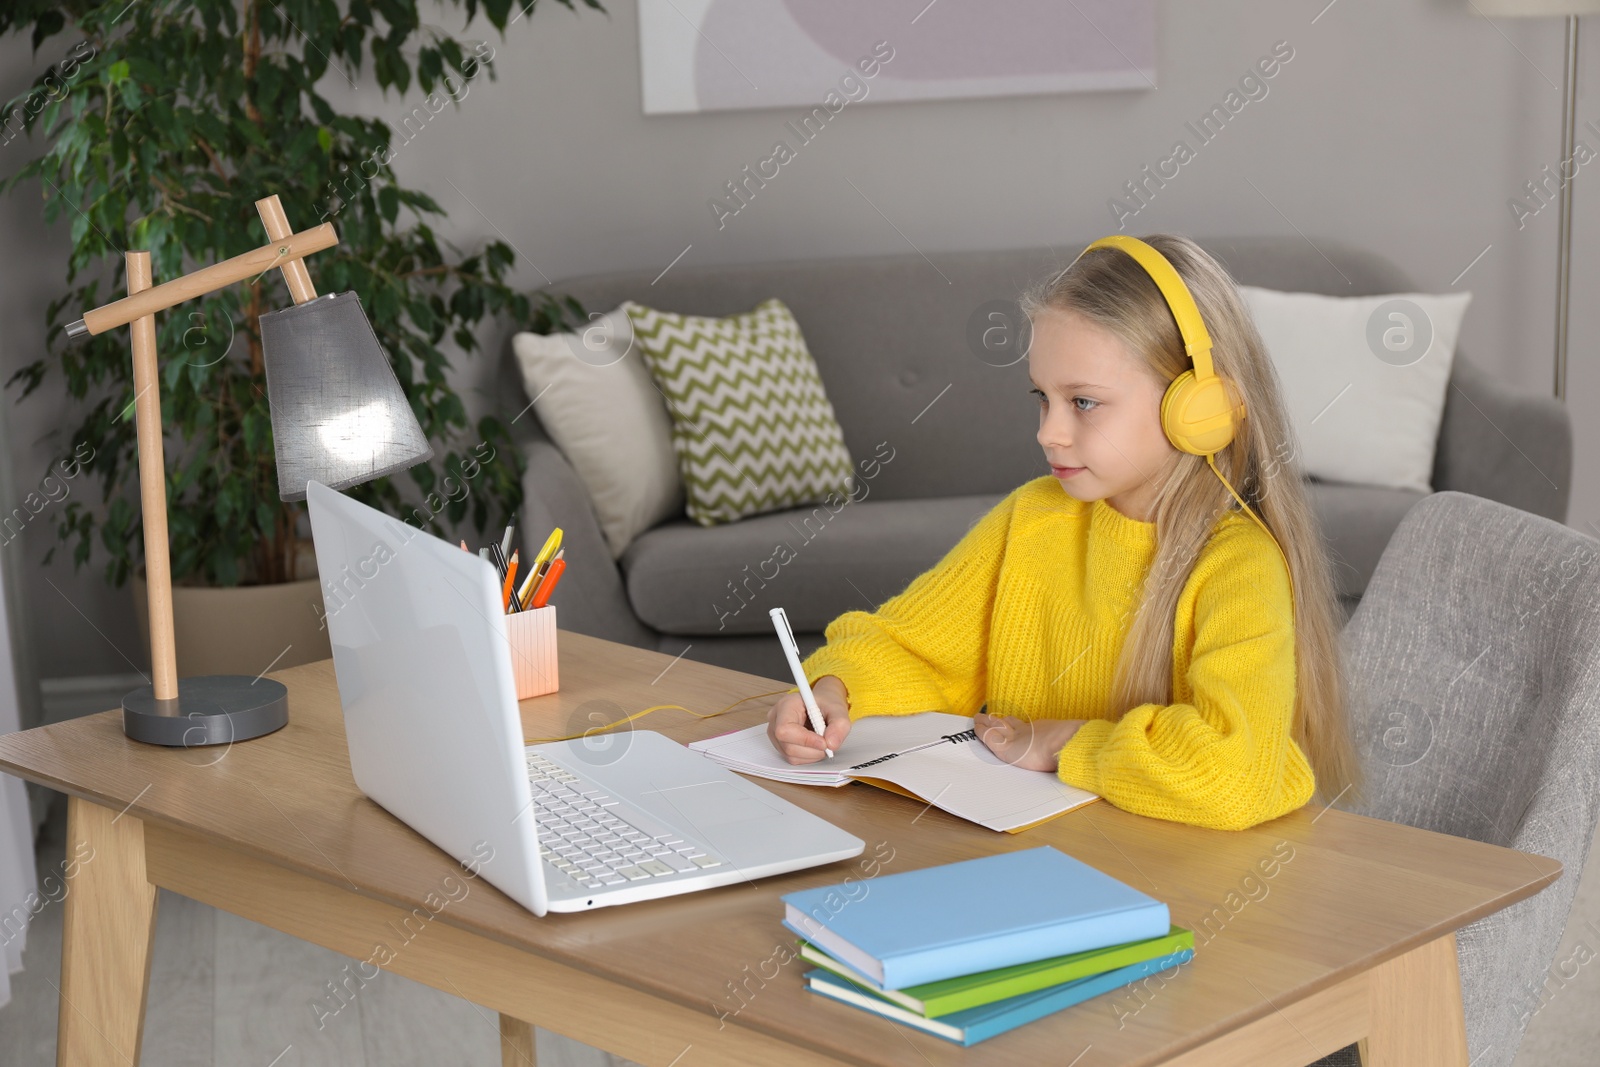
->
xmin=620 ymin=493 xmax=1004 ymax=636
xmin=623 ymin=297 xmax=855 ymax=527
xmin=1241 ymin=286 xmax=1472 ymax=494
xmin=1306 ymin=480 xmax=1429 ymax=598
xmin=511 ymin=306 xmax=684 ymax=559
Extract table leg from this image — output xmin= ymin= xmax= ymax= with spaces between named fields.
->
xmin=56 ymin=795 xmax=159 ymax=1067
xmin=500 ymin=1013 xmax=537 ymax=1066
xmin=1359 ymin=932 xmax=1469 ymax=1066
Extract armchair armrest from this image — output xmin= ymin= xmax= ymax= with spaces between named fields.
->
xmin=1432 ymin=357 xmax=1572 ymax=524
xmin=519 ymin=438 xmax=656 ymax=650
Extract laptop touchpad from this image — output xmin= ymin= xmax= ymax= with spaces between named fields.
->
xmin=647 ymin=782 xmax=783 ymax=827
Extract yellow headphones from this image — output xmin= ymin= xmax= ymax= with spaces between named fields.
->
xmin=1071 ymin=235 xmax=1294 ymax=606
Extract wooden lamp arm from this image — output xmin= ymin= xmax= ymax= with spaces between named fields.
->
xmin=65 ymin=218 xmax=337 ymax=338
xmin=255 ymin=194 xmax=319 ymax=304
xmin=125 ymin=251 xmax=179 ymax=704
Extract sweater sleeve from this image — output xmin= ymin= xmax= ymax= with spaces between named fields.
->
xmin=1054 ymin=525 xmax=1316 ymax=831
xmin=799 ymin=486 xmax=1022 ymax=720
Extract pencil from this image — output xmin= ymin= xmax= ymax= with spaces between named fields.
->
xmin=516 ymin=563 xmax=540 ymax=609
xmin=501 ymin=551 xmax=519 ymax=612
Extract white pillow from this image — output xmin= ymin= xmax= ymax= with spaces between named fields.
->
xmin=511 ymin=306 xmax=683 ymax=558
xmin=1238 ymin=286 xmax=1473 ymax=493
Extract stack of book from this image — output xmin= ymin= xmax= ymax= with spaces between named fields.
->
xmin=780 ymin=846 xmax=1194 ymax=1046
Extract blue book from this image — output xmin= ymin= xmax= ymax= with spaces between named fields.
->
xmin=780 ymin=846 xmax=1169 ymax=989
xmin=803 ymin=948 xmax=1196 ymax=1046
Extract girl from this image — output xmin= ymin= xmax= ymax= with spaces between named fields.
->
xmin=765 ymin=233 xmax=1360 ymax=832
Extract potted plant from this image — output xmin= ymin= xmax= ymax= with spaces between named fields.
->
xmin=0 ymin=0 xmax=596 ymax=675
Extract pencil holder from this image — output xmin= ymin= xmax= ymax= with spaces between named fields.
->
xmin=506 ymin=604 xmax=559 ymax=700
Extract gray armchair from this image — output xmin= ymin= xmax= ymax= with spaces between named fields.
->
xmin=513 ymin=238 xmax=1573 ymax=681
xmin=1307 ymin=491 xmax=1600 ymax=1067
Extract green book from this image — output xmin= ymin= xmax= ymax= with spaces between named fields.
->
xmin=797 ymin=924 xmax=1194 ymax=1017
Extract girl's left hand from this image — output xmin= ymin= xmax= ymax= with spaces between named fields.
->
xmin=974 ymin=712 xmax=1084 ymax=772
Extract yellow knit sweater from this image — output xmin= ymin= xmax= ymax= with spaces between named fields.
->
xmin=800 ymin=475 xmax=1314 ymax=832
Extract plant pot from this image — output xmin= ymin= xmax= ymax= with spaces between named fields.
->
xmin=132 ymin=550 xmax=332 ymax=679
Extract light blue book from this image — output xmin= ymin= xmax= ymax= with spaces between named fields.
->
xmin=803 ymin=948 xmax=1196 ymax=1046
xmin=780 ymin=846 xmax=1170 ymax=990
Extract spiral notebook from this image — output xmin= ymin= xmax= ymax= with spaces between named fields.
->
xmin=687 ymin=712 xmax=1099 ymax=833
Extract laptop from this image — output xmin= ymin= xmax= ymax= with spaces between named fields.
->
xmin=304 ymin=480 xmax=864 ymax=915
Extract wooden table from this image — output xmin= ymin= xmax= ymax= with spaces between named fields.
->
xmin=0 ymin=631 xmax=1561 ymax=1067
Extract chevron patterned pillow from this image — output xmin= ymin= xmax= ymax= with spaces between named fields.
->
xmin=622 ymin=298 xmax=855 ymax=526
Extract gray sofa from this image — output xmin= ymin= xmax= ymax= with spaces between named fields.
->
xmin=513 ymin=237 xmax=1572 ymax=683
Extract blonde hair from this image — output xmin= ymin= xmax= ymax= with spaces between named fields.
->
xmin=1019 ymin=233 xmax=1361 ymax=806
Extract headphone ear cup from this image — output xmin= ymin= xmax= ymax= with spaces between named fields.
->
xmin=1161 ymin=369 xmax=1245 ymax=456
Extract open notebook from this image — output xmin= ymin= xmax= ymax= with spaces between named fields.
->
xmin=687 ymin=712 xmax=1099 ymax=833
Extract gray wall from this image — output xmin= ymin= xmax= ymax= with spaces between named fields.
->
xmin=1 ymin=0 xmax=1596 ymax=683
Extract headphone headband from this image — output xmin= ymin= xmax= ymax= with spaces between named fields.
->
xmin=1062 ymin=235 xmax=1292 ymax=613
xmin=1075 ymin=235 xmax=1216 ymax=381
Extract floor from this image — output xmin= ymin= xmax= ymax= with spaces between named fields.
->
xmin=3 ymin=790 xmax=1599 ymax=1065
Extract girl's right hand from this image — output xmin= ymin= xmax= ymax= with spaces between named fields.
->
xmin=768 ymin=675 xmax=852 ymax=764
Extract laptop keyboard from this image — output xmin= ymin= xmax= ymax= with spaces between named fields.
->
xmin=525 ymin=751 xmax=724 ymax=892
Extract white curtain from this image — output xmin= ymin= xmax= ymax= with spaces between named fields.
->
xmin=0 ymin=538 xmax=37 ymax=1009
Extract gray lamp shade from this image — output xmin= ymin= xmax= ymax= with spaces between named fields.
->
xmin=258 ymin=291 xmax=434 ymax=501
xmin=1472 ymin=0 xmax=1600 ymax=13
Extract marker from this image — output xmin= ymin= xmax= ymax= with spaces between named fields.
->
xmin=529 ymin=557 xmax=565 ymax=609
xmin=530 ymin=527 xmax=562 ymax=573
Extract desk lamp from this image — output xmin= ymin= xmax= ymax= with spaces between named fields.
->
xmin=63 ymin=195 xmax=433 ymax=746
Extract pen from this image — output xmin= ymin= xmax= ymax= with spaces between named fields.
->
xmin=501 ymin=551 xmax=520 ymax=613
xmin=488 ymin=541 xmax=509 ymax=584
xmin=529 ymin=557 xmax=565 ymax=609
xmin=769 ymin=606 xmax=832 ymax=758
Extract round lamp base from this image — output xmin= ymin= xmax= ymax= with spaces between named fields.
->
xmin=122 ymin=675 xmax=289 ymax=747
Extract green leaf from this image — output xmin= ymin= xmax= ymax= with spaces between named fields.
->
xmin=378 ymin=184 xmax=399 ymax=223
xmin=30 ymin=11 xmax=64 ymax=51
